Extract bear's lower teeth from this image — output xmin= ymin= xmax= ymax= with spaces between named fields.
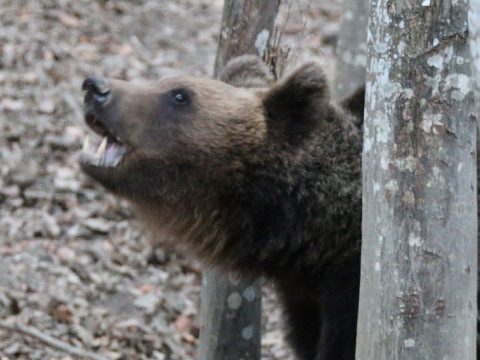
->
xmin=81 ymin=134 xmax=128 ymax=167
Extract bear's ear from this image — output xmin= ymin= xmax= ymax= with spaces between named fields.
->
xmin=263 ymin=63 xmax=330 ymax=146
xmin=219 ymin=55 xmax=273 ymax=88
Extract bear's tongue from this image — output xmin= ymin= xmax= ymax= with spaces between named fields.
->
xmin=81 ymin=134 xmax=128 ymax=167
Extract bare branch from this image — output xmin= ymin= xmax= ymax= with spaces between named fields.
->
xmin=0 ymin=319 xmax=111 ymax=360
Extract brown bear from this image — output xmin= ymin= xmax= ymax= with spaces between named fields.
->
xmin=80 ymin=56 xmax=365 ymax=360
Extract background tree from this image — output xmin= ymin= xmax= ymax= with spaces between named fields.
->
xmin=197 ymin=1 xmax=280 ymax=359
xmin=356 ymin=1 xmax=477 ymax=359
xmin=333 ymin=0 xmax=369 ymax=99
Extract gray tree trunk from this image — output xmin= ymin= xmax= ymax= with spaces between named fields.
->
xmin=334 ymin=0 xmax=369 ymax=99
xmin=213 ymin=0 xmax=280 ymax=78
xmin=471 ymin=0 xmax=480 ymax=105
xmin=198 ymin=271 xmax=263 ymax=360
xmin=197 ymin=1 xmax=280 ymax=360
xmin=356 ymin=1 xmax=477 ymax=359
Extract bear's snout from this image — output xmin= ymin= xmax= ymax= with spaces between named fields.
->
xmin=82 ymin=76 xmax=111 ymax=106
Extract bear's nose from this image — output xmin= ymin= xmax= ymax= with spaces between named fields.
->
xmin=82 ymin=76 xmax=110 ymax=104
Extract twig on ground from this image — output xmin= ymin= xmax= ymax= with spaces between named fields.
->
xmin=0 ymin=319 xmax=111 ymax=360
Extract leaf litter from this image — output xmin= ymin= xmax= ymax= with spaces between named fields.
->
xmin=0 ymin=0 xmax=341 ymax=358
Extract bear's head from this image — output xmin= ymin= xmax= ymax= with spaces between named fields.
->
xmin=79 ymin=56 xmax=359 ymax=269
xmin=81 ymin=56 xmax=331 ymax=201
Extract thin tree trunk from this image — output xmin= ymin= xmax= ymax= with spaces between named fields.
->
xmin=471 ymin=0 xmax=480 ymax=106
xmin=213 ymin=0 xmax=280 ymax=78
xmin=357 ymin=1 xmax=477 ymax=359
xmin=198 ymin=271 xmax=263 ymax=360
xmin=334 ymin=0 xmax=369 ymax=99
xmin=197 ymin=1 xmax=280 ymax=359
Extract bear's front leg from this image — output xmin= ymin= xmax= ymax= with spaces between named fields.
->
xmin=278 ymin=260 xmax=360 ymax=360
xmin=277 ymin=282 xmax=321 ymax=360
xmin=315 ymin=264 xmax=360 ymax=360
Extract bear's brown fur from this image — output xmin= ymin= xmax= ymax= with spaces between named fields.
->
xmin=80 ymin=56 xmax=364 ymax=360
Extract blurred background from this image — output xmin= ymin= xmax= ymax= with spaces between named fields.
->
xmin=0 ymin=1 xmax=342 ymax=359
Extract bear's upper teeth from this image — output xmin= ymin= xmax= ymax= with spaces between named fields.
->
xmin=81 ymin=134 xmax=128 ymax=168
xmin=82 ymin=134 xmax=92 ymax=153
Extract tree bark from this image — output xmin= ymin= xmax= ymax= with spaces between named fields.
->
xmin=357 ymin=1 xmax=477 ymax=359
xmin=334 ymin=0 xmax=369 ymax=99
xmin=197 ymin=1 xmax=280 ymax=360
xmin=471 ymin=0 xmax=480 ymax=106
xmin=213 ymin=0 xmax=280 ymax=77
xmin=198 ymin=271 xmax=263 ymax=360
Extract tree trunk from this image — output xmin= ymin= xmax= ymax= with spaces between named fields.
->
xmin=212 ymin=0 xmax=280 ymax=77
xmin=356 ymin=1 xmax=477 ymax=359
xmin=197 ymin=1 xmax=280 ymax=360
xmin=334 ymin=0 xmax=369 ymax=99
xmin=471 ymin=0 xmax=480 ymax=106
xmin=197 ymin=271 xmax=263 ymax=360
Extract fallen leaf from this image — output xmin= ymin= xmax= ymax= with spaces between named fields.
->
xmin=57 ymin=12 xmax=81 ymax=28
xmin=48 ymin=300 xmax=74 ymax=324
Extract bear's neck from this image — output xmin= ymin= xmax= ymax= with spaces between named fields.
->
xmin=135 ymin=115 xmax=363 ymax=285
xmin=224 ymin=131 xmax=362 ymax=283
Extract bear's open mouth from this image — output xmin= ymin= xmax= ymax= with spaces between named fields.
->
xmin=81 ymin=115 xmax=129 ymax=168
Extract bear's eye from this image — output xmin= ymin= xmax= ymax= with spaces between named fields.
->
xmin=170 ymin=90 xmax=189 ymax=105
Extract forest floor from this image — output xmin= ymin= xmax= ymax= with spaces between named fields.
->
xmin=0 ymin=1 xmax=341 ymax=359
